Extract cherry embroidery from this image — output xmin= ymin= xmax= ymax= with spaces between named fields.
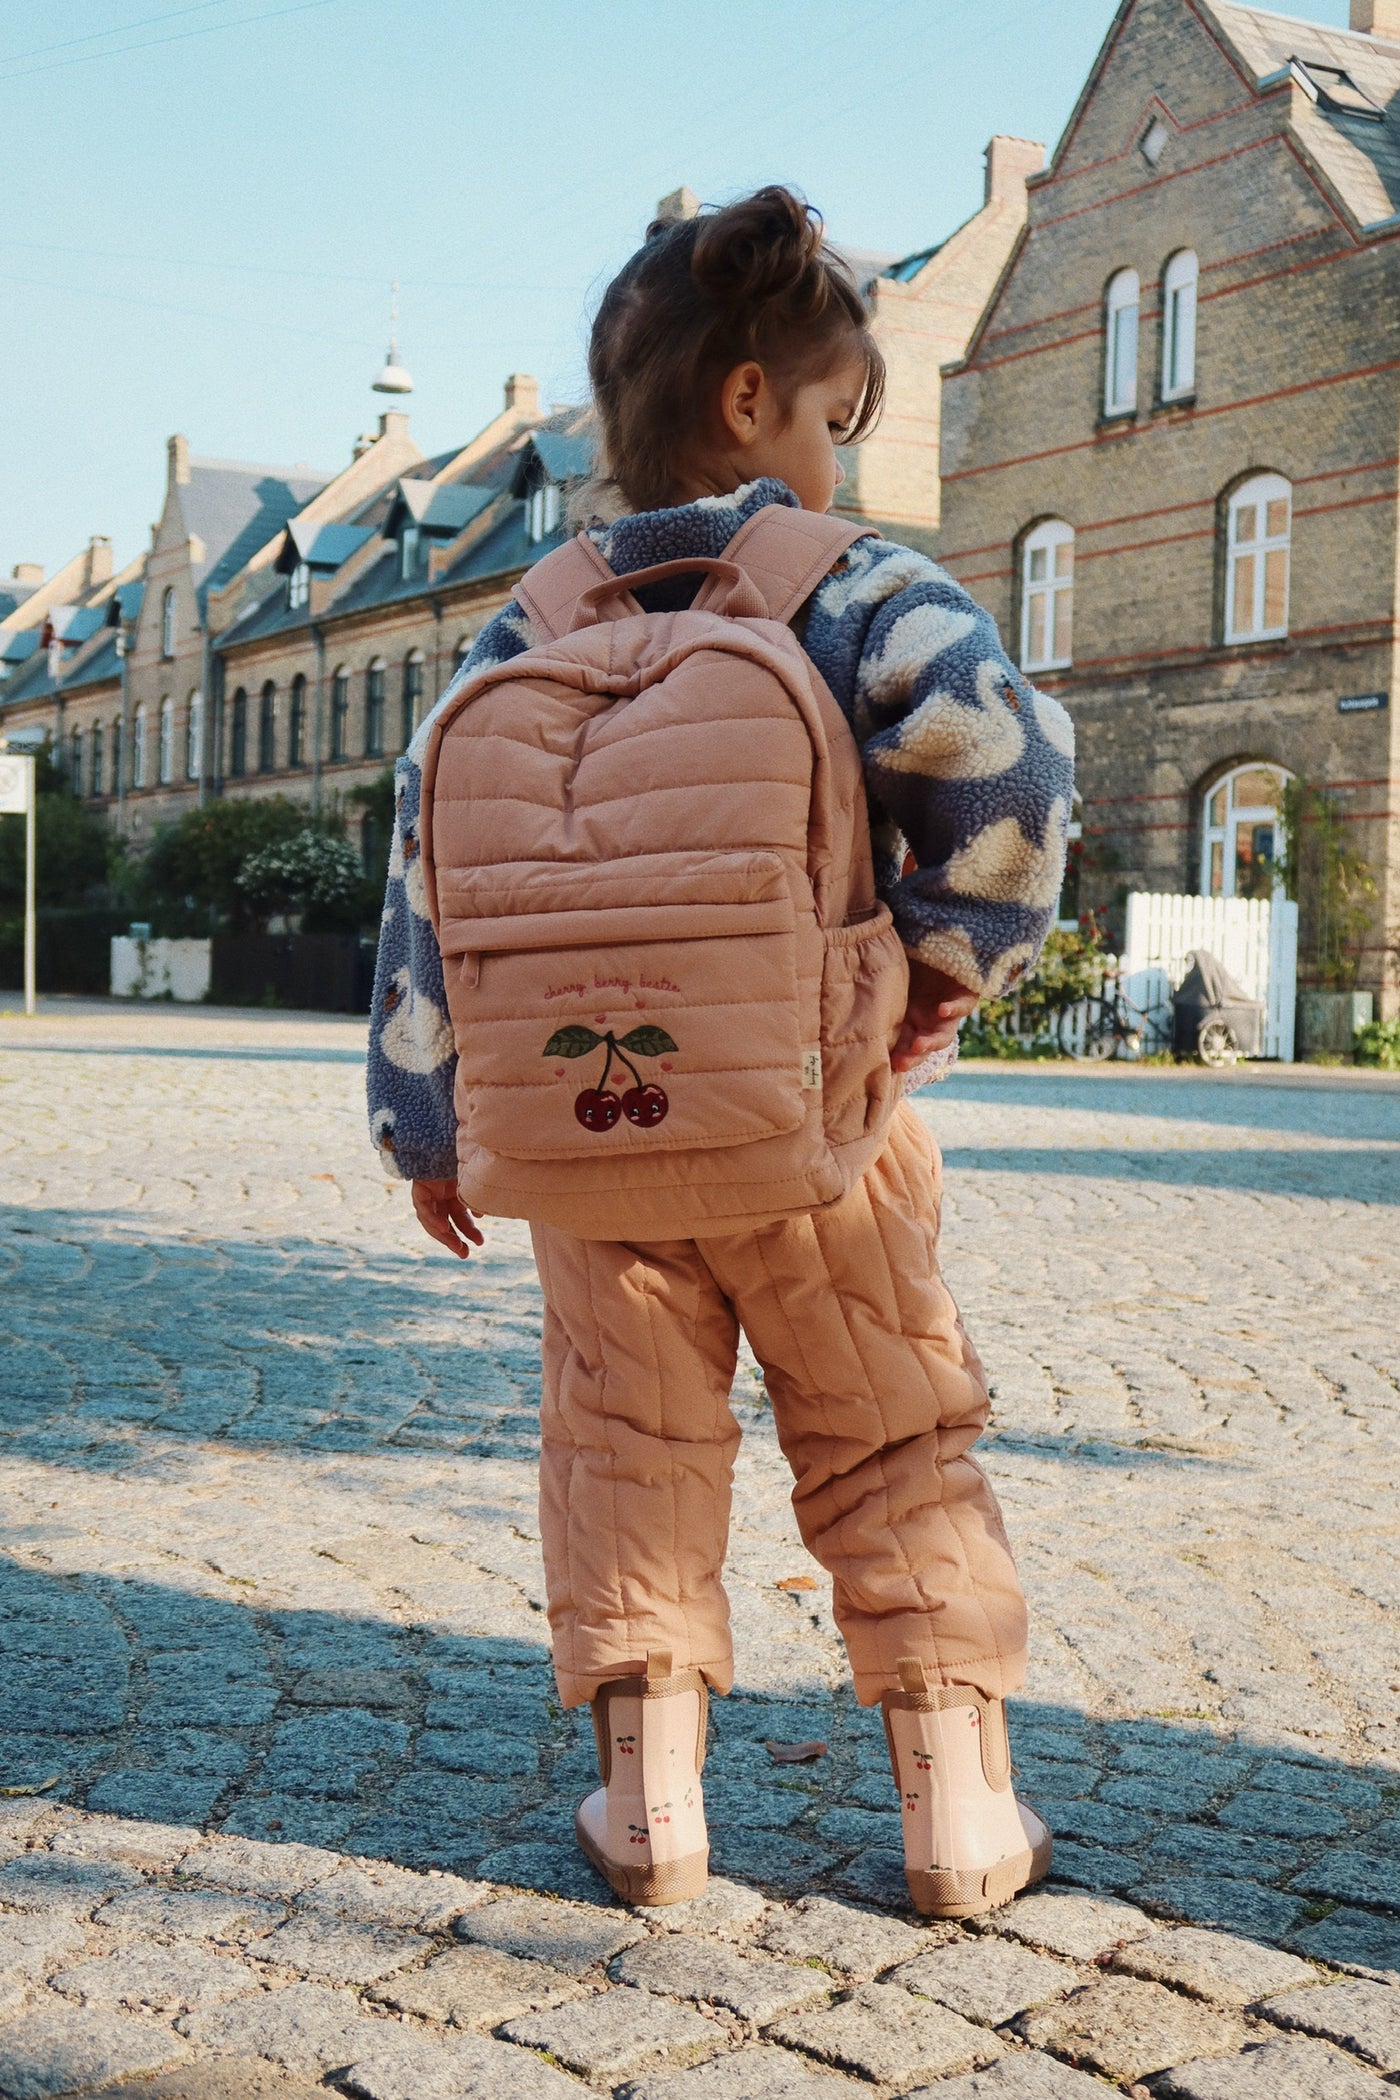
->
xmin=544 ymin=1025 xmax=678 ymax=1133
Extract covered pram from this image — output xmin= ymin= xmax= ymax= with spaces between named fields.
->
xmin=1172 ymin=949 xmax=1265 ymax=1064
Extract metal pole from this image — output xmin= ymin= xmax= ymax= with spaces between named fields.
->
xmin=24 ymin=766 xmax=35 ymax=1017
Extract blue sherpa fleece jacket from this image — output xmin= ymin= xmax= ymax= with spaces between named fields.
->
xmin=367 ymin=477 xmax=1074 ymax=1179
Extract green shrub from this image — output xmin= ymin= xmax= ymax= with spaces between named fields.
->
xmin=237 ymin=830 xmax=367 ymax=932
xmin=1354 ymin=1015 xmax=1400 ymax=1071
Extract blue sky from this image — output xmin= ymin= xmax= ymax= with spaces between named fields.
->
xmin=3 ymin=0 xmax=1351 ymax=578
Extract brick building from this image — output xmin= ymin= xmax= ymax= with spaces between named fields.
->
xmin=937 ymin=0 xmax=1400 ymax=1008
xmin=0 ymin=159 xmax=1041 ymax=860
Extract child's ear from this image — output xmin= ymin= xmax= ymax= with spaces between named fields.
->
xmin=718 ymin=360 xmax=766 ymax=448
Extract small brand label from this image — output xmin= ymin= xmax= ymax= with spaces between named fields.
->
xmin=801 ymin=1048 xmax=823 ymax=1090
xmin=1338 ymin=692 xmax=1387 ymax=714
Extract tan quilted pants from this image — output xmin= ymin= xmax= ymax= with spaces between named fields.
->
xmin=531 ymin=1104 xmax=1027 ymax=1710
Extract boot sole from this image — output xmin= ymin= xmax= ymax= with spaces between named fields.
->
xmin=906 ymin=1823 xmax=1053 ymax=1920
xmin=576 ymin=1809 xmax=709 ymax=1907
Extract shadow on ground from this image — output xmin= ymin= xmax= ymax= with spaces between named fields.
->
xmin=3 ymin=1551 xmax=1399 ymax=1976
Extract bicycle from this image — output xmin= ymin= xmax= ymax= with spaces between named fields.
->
xmin=1059 ymin=977 xmax=1172 ymax=1061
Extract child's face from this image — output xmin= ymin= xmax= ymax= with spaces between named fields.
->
xmin=703 ymin=351 xmax=868 ymax=513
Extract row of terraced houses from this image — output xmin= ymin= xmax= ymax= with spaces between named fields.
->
xmin=3 ymin=0 xmax=1399 ymax=1007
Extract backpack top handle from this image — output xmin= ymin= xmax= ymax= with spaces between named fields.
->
xmin=573 ymin=557 xmax=768 ymax=628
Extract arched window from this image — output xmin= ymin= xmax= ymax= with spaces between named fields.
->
xmin=157 ymin=696 xmax=174 ymax=783
xmin=131 ymin=704 xmax=147 ymax=789
xmin=229 ymin=688 xmax=248 ymax=777
xmin=161 ymin=586 xmax=176 ymax=659
xmin=70 ymin=727 xmax=83 ymax=793
xmin=1020 ymin=519 xmax=1075 ymax=672
xmin=185 ymin=691 xmax=202 ymax=781
xmin=331 ymin=668 xmax=349 ymax=761
xmin=90 ymin=722 xmax=104 ymax=797
xmin=1104 ymin=268 xmax=1139 ymax=416
xmin=1201 ymin=762 xmax=1293 ymax=899
xmin=401 ymin=650 xmax=424 ymax=749
xmin=1162 ymin=250 xmax=1198 ymax=401
xmin=1225 ymin=473 xmax=1291 ymax=643
xmin=111 ymin=717 xmax=123 ymax=796
xmin=289 ymin=674 xmax=307 ymax=768
xmin=258 ymin=681 xmax=277 ymax=772
xmin=365 ymin=657 xmax=386 ymax=757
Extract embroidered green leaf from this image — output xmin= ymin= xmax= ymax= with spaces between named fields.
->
xmin=619 ymin=1026 xmax=679 ymax=1058
xmin=543 ymin=1026 xmax=603 ymax=1059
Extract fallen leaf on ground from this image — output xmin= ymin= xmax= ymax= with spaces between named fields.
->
xmin=776 ymin=1575 xmax=817 ymax=1592
xmin=765 ymin=1740 xmax=828 ymax=1764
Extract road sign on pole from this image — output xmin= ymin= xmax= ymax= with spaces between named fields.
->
xmin=0 ymin=753 xmax=37 ymax=1017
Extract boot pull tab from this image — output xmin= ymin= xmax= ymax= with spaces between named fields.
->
xmin=896 ymin=1656 xmax=929 ymax=1696
xmin=646 ymin=1649 xmax=673 ymax=1686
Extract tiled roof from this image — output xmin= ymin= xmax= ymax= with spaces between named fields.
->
xmin=0 ymin=585 xmax=36 ymax=622
xmin=1205 ymin=2 xmax=1400 ymax=226
xmin=0 ymin=625 xmax=122 ymax=711
xmin=183 ymin=458 xmax=330 ymax=609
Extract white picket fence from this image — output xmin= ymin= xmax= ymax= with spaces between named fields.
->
xmin=1003 ymin=893 xmax=1298 ymax=1060
xmin=1120 ymin=891 xmax=1298 ymax=1062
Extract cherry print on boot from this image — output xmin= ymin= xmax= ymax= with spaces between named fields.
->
xmin=882 ymin=1656 xmax=1052 ymax=1919
xmin=576 ymin=1649 xmax=709 ymax=1906
xmin=544 ymin=1025 xmax=676 ymax=1134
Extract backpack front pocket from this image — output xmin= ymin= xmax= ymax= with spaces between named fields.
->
xmin=437 ymin=851 xmax=810 ymax=1159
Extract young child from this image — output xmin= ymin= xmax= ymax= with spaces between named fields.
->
xmin=368 ymin=187 xmax=1074 ymax=1918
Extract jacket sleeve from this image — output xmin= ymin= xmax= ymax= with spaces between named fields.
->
xmin=365 ymin=601 xmax=535 ymax=1179
xmin=806 ymin=540 xmax=1076 ymax=998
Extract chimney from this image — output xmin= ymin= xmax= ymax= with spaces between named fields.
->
xmin=377 ymin=409 xmax=411 ymax=442
xmin=984 ymin=135 xmax=1045 ymax=203
xmin=86 ymin=535 xmax=113 ymax=587
xmin=504 ymin=372 xmax=540 ymax=419
xmin=1351 ymin=0 xmax=1400 ymax=35
xmin=11 ymin=562 xmax=43 ymax=585
xmin=167 ymin=432 xmax=190 ymax=487
xmin=654 ymin=185 xmax=700 ymax=226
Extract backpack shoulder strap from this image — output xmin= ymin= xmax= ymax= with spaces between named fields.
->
xmin=718 ymin=505 xmax=878 ymax=623
xmin=512 ymin=532 xmax=620 ymax=640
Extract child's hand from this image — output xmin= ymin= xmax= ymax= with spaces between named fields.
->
xmin=892 ymin=958 xmax=978 ymax=1072
xmin=411 ymin=1178 xmax=485 ymax=1259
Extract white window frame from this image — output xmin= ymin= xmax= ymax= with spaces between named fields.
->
xmin=526 ymin=482 xmax=561 ymax=542
xmin=287 ymin=561 xmax=310 ymax=609
xmin=1200 ymin=762 xmax=1293 ymax=898
xmin=1104 ymin=268 xmax=1140 ymax=416
xmin=186 ymin=691 xmax=202 ymax=781
xmin=1225 ymin=473 xmax=1291 ymax=644
xmin=161 ymin=586 xmax=176 ymax=659
xmin=1020 ymin=519 xmax=1075 ymax=673
xmin=399 ymin=527 xmax=420 ymax=582
xmin=1162 ymin=250 xmax=1198 ymax=401
xmin=132 ymin=703 xmax=147 ymax=789
xmin=158 ymin=695 xmax=174 ymax=784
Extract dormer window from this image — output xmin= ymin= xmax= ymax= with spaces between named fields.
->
xmin=1290 ymin=58 xmax=1384 ymax=120
xmin=288 ymin=561 xmax=310 ymax=609
xmin=526 ymin=483 xmax=561 ymax=543
xmin=399 ymin=526 xmax=421 ymax=582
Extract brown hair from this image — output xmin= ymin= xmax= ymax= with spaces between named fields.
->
xmin=586 ymin=185 xmax=885 ymax=514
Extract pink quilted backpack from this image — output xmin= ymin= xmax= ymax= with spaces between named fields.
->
xmin=418 ymin=504 xmax=910 ymax=1241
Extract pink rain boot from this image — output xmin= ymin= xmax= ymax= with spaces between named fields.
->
xmin=576 ymin=1650 xmax=709 ymax=1906
xmin=882 ymin=1656 xmax=1052 ymax=1918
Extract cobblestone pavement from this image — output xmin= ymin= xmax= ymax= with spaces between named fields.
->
xmin=2 ymin=1000 xmax=1400 ymax=2098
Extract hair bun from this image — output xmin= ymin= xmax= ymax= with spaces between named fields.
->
xmin=690 ymin=186 xmax=833 ymax=317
